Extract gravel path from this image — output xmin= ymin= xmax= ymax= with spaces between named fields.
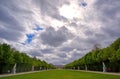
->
xmin=0 ymin=69 xmax=120 ymax=78
xmin=0 ymin=70 xmax=47 ymax=78
xmin=78 ymin=70 xmax=120 ymax=76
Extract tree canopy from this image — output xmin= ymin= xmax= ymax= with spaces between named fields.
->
xmin=0 ymin=43 xmax=55 ymax=74
xmin=65 ymin=38 xmax=120 ymax=72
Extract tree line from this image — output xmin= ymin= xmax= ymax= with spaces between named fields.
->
xmin=65 ymin=38 xmax=120 ymax=72
xmin=0 ymin=43 xmax=55 ymax=74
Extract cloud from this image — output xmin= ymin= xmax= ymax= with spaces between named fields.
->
xmin=57 ymin=52 xmax=67 ymax=58
xmin=0 ymin=0 xmax=120 ymax=65
xmin=40 ymin=26 xmax=73 ymax=47
xmin=41 ymin=48 xmax=54 ymax=54
xmin=93 ymin=0 xmax=120 ymax=45
xmin=0 ymin=27 xmax=23 ymax=41
xmin=33 ymin=25 xmax=44 ymax=31
xmin=32 ymin=0 xmax=70 ymax=20
xmin=29 ymin=51 xmax=43 ymax=57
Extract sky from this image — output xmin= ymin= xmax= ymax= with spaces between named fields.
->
xmin=0 ymin=0 xmax=120 ymax=65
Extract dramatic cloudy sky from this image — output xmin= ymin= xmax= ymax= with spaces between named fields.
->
xmin=0 ymin=0 xmax=120 ymax=65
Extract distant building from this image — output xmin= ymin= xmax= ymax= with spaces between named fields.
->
xmin=54 ymin=65 xmax=64 ymax=69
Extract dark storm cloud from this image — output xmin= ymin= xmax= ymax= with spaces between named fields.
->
xmin=40 ymin=26 xmax=73 ymax=47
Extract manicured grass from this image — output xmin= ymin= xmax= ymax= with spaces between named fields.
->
xmin=1 ymin=70 xmax=120 ymax=79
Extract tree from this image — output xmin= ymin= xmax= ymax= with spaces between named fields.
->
xmin=0 ymin=43 xmax=55 ymax=74
xmin=65 ymin=38 xmax=120 ymax=72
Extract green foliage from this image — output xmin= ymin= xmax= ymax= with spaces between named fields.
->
xmin=116 ymin=48 xmax=120 ymax=60
xmin=2 ymin=44 xmax=14 ymax=64
xmin=0 ymin=43 xmax=55 ymax=74
xmin=65 ymin=38 xmax=120 ymax=72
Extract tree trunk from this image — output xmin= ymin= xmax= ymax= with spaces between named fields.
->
xmin=0 ymin=64 xmax=3 ymax=74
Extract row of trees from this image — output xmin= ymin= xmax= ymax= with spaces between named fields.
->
xmin=65 ymin=38 xmax=120 ymax=72
xmin=0 ymin=43 xmax=55 ymax=74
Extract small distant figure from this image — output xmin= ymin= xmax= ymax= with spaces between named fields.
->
xmin=107 ymin=68 xmax=111 ymax=72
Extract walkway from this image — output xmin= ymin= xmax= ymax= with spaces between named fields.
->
xmin=0 ymin=69 xmax=120 ymax=78
xmin=78 ymin=70 xmax=120 ymax=76
xmin=0 ymin=70 xmax=47 ymax=78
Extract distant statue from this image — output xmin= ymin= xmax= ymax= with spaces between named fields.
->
xmin=12 ymin=63 xmax=17 ymax=74
xmin=85 ymin=64 xmax=87 ymax=71
xmin=32 ymin=66 xmax=34 ymax=71
xmin=102 ymin=62 xmax=106 ymax=72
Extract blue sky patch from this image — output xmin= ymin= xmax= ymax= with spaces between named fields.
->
xmin=80 ymin=2 xmax=87 ymax=7
xmin=26 ymin=34 xmax=35 ymax=43
xmin=33 ymin=25 xmax=44 ymax=31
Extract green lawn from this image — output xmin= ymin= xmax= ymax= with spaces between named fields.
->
xmin=1 ymin=70 xmax=120 ymax=79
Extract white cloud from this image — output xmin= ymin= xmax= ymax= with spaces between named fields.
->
xmin=0 ymin=0 xmax=120 ymax=65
